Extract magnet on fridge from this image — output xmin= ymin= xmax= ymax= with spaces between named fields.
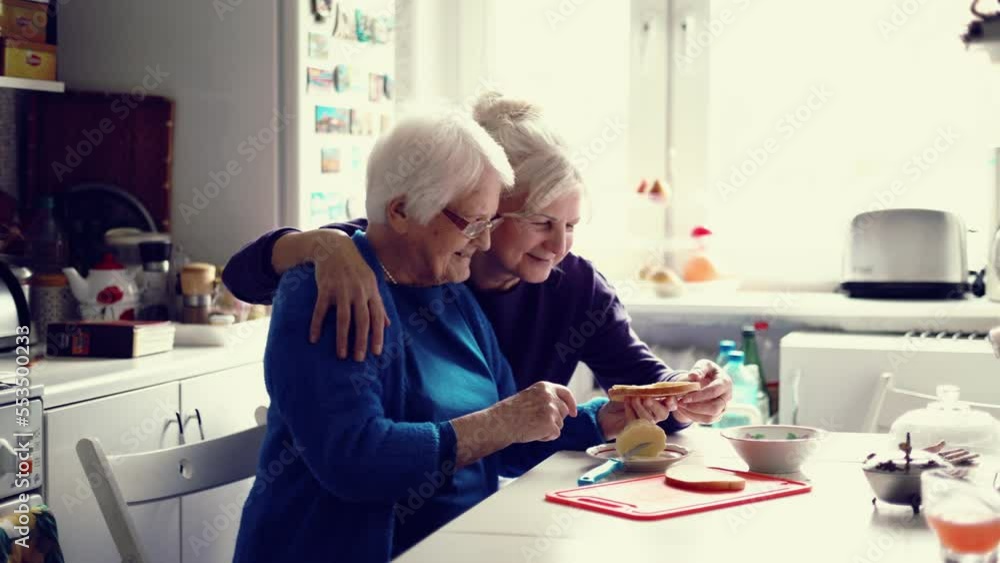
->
xmin=321 ymin=148 xmax=341 ymax=173
xmin=312 ymin=0 xmax=333 ymax=22
xmin=351 ymin=145 xmax=363 ymax=170
xmin=383 ymin=75 xmax=393 ymax=100
xmin=308 ymin=33 xmax=330 ymax=59
xmin=355 ymin=8 xmax=372 ymax=42
xmin=307 ymin=67 xmax=333 ymax=92
xmin=349 ymin=109 xmax=362 ymax=136
xmin=369 ymin=73 xmax=383 ymax=102
xmin=333 ymin=64 xmax=350 ymax=93
xmin=333 ymin=2 xmax=357 ymax=40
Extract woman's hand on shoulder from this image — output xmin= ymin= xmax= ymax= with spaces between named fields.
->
xmin=307 ymin=230 xmax=390 ymax=361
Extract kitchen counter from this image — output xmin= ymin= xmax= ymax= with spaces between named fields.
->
xmin=398 ymin=426 xmax=996 ymax=563
xmin=27 ymin=319 xmax=270 ymax=409
xmin=622 ymin=289 xmax=1000 ymax=334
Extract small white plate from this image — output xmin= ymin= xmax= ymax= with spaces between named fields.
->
xmin=585 ymin=443 xmax=690 ymax=473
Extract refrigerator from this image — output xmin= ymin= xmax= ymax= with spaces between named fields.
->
xmin=56 ymin=0 xmax=397 ymax=265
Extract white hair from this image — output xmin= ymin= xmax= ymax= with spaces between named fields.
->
xmin=365 ymin=111 xmax=515 ymax=224
xmin=472 ymin=92 xmax=584 ymax=213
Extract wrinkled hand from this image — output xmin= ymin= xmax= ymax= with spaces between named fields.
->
xmin=308 ymin=230 xmax=390 ymax=361
xmin=673 ymin=359 xmax=733 ymax=424
xmin=494 ymin=382 xmax=578 ymax=443
xmin=598 ymin=396 xmax=677 ymax=440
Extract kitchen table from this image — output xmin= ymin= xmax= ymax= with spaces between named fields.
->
xmin=396 ymin=427 xmax=996 ymax=563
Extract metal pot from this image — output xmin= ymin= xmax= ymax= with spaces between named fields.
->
xmin=862 ymin=450 xmax=949 ymax=513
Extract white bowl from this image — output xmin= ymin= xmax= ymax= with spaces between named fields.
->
xmin=721 ymin=425 xmax=827 ymax=474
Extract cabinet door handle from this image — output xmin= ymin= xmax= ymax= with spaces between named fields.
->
xmin=183 ymin=409 xmax=206 ymax=441
xmin=194 ymin=408 xmax=205 ymax=441
xmin=174 ymin=412 xmax=184 ymax=437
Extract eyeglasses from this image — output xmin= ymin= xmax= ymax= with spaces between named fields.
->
xmin=441 ymin=208 xmax=505 ymax=239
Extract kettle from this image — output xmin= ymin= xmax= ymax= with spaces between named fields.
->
xmin=63 ymin=253 xmax=139 ymax=321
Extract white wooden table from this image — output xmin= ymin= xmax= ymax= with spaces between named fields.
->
xmin=396 ymin=427 xmax=994 ymax=563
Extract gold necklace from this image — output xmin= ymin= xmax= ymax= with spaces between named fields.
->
xmin=379 ymin=260 xmax=398 ymax=284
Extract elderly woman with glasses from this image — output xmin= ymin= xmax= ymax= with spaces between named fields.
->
xmin=233 ymin=112 xmax=623 ymax=563
xmin=225 ymin=93 xmax=733 ymax=443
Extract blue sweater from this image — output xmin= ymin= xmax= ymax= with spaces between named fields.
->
xmin=232 ymin=232 xmax=607 ymax=563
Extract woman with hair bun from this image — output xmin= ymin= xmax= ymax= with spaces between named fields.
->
xmin=223 ymin=93 xmax=733 ymax=436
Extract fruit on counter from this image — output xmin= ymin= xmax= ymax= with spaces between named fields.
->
xmin=682 ymin=226 xmax=720 ymax=282
xmin=682 ymin=255 xmax=718 ymax=282
xmin=648 ymin=179 xmax=667 ymax=201
xmin=664 ymin=466 xmax=747 ymax=491
xmin=649 ymin=267 xmax=680 ymax=285
xmin=608 ymin=381 xmax=700 ymax=402
xmin=615 ymin=420 xmax=667 ymax=459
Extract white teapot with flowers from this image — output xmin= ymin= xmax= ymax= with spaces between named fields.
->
xmin=63 ymin=253 xmax=140 ymax=321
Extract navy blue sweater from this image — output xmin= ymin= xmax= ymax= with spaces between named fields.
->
xmin=232 ymin=232 xmax=607 ymax=562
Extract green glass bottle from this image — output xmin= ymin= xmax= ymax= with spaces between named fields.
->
xmin=741 ymin=325 xmax=771 ymax=418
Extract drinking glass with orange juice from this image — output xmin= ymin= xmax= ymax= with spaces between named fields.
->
xmin=921 ymin=469 xmax=1000 ymax=562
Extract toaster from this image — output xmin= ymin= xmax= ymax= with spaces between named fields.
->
xmin=841 ymin=209 xmax=968 ymax=299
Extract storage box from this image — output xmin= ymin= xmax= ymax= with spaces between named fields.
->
xmin=0 ymin=36 xmax=55 ymax=80
xmin=0 ymin=0 xmax=48 ymax=43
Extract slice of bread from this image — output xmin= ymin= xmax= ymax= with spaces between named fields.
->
xmin=615 ymin=420 xmax=667 ymax=458
xmin=664 ymin=466 xmax=747 ymax=491
xmin=607 ymin=381 xmax=700 ymax=402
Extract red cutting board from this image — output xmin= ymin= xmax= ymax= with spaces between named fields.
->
xmin=545 ymin=467 xmax=811 ymax=521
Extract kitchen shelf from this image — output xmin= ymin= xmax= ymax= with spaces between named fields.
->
xmin=623 ymin=289 xmax=1000 ymax=334
xmin=0 ymin=76 xmax=65 ymax=93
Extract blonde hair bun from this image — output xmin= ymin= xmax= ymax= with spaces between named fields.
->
xmin=472 ymin=91 xmax=541 ymax=130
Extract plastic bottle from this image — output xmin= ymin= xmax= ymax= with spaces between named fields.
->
xmin=713 ymin=351 xmax=765 ymax=428
xmin=715 ymin=339 xmax=736 ymax=368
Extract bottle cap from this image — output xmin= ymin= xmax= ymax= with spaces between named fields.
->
xmin=719 ymin=339 xmax=736 ymax=350
xmin=727 ymin=350 xmax=745 ymax=362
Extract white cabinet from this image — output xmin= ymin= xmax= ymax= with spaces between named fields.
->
xmin=178 ymin=364 xmax=268 ymax=563
xmin=46 ymin=382 xmax=183 ymax=563
xmin=45 ymin=362 xmax=268 ymax=563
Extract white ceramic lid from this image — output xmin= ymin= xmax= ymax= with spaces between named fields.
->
xmin=890 ymin=385 xmax=1000 ymax=452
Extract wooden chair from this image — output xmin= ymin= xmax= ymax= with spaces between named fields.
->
xmin=863 ymin=372 xmax=1000 ymax=434
xmin=76 ymin=407 xmax=268 ymax=563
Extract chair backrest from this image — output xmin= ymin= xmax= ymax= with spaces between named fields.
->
xmin=76 ymin=411 xmax=267 ymax=563
xmin=864 ymin=372 xmax=1000 ymax=434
